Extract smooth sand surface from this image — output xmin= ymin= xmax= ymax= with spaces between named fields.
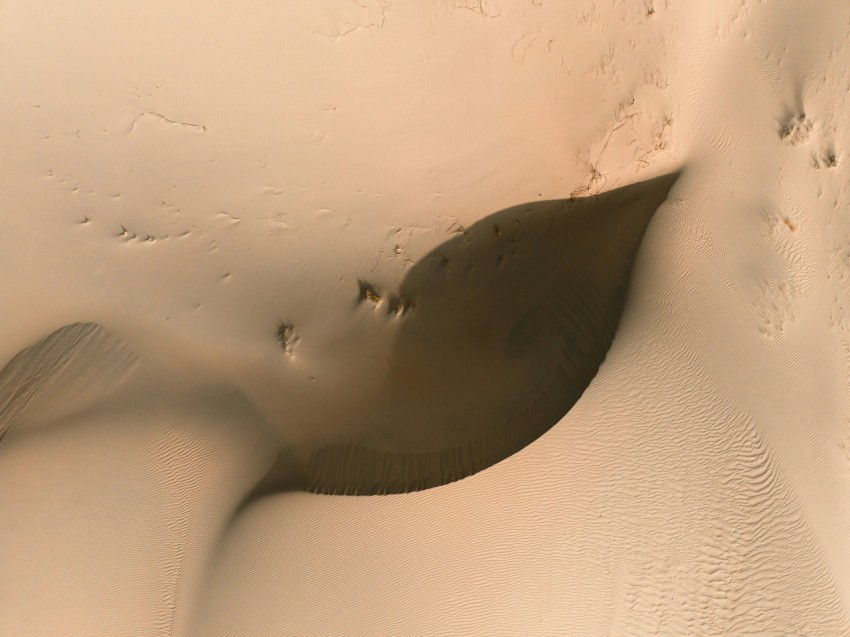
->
xmin=3 ymin=0 xmax=850 ymax=635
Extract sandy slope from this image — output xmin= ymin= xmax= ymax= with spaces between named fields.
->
xmin=3 ymin=0 xmax=850 ymax=635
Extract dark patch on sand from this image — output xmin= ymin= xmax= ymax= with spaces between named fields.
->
xmin=249 ymin=171 xmax=681 ymax=498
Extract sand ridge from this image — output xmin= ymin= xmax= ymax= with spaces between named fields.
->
xmin=3 ymin=0 xmax=850 ymax=634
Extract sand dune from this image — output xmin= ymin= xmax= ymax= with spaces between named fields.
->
xmin=297 ymin=173 xmax=680 ymax=495
xmin=0 ymin=323 xmax=138 ymax=442
xmin=3 ymin=0 xmax=850 ymax=635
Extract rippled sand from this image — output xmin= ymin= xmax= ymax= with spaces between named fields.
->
xmin=3 ymin=1 xmax=850 ymax=635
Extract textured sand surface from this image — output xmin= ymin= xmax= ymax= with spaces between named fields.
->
xmin=251 ymin=173 xmax=679 ymax=497
xmin=3 ymin=0 xmax=850 ymax=635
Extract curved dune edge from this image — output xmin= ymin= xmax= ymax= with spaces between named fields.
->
xmin=6 ymin=0 xmax=850 ymax=632
xmin=0 ymin=323 xmax=139 ymax=442
xmin=301 ymin=171 xmax=680 ymax=495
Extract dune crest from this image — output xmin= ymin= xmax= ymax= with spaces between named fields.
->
xmin=245 ymin=172 xmax=680 ymax=496
xmin=0 ymin=323 xmax=138 ymax=442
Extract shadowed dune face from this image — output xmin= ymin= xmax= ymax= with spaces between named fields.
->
xmin=6 ymin=0 xmax=850 ymax=632
xmin=0 ymin=323 xmax=138 ymax=443
xmin=0 ymin=174 xmax=680 ymax=501
xmin=287 ymin=171 xmax=682 ymax=494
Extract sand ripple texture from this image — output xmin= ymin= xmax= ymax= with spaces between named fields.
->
xmin=3 ymin=0 xmax=850 ymax=635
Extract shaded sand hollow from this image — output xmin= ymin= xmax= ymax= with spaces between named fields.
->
xmin=3 ymin=1 xmax=850 ymax=635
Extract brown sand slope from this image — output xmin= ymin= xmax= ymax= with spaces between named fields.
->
xmin=4 ymin=0 xmax=850 ymax=634
xmin=299 ymin=172 xmax=680 ymax=494
xmin=0 ymin=323 xmax=138 ymax=442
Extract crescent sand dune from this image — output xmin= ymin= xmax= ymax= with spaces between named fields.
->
xmin=1 ymin=172 xmax=677 ymax=502
xmin=0 ymin=323 xmax=138 ymax=443
xmin=250 ymin=172 xmax=681 ymax=497
xmin=3 ymin=0 xmax=850 ymax=635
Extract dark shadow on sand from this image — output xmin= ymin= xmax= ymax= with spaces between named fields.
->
xmin=252 ymin=171 xmax=681 ymax=497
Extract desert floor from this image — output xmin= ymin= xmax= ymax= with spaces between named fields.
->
xmin=3 ymin=1 xmax=850 ymax=635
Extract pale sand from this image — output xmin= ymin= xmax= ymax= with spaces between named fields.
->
xmin=2 ymin=0 xmax=850 ymax=635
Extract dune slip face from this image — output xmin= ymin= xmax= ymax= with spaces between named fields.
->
xmin=6 ymin=0 xmax=850 ymax=633
xmin=0 ymin=323 xmax=139 ymax=442
xmin=250 ymin=171 xmax=680 ymax=497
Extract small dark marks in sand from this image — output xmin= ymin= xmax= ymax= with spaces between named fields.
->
xmin=387 ymin=294 xmax=416 ymax=317
xmin=779 ymin=114 xmax=812 ymax=146
xmin=358 ymin=280 xmax=415 ymax=317
xmin=814 ymin=147 xmax=838 ymax=169
xmin=114 ymin=224 xmax=171 ymax=243
xmin=277 ymin=322 xmax=299 ymax=356
xmin=358 ymin=280 xmax=383 ymax=305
